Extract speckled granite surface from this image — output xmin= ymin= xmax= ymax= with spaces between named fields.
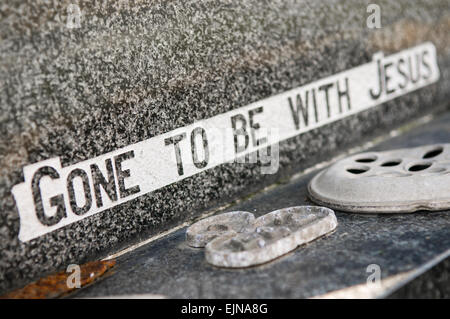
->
xmin=1 ymin=0 xmax=450 ymax=293
xmin=387 ymin=257 xmax=450 ymax=298
xmin=73 ymin=111 xmax=450 ymax=298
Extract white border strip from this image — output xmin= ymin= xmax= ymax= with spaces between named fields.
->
xmin=12 ymin=42 xmax=440 ymax=241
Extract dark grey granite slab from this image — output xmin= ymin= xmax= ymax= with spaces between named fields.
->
xmin=387 ymin=257 xmax=450 ymax=298
xmin=1 ymin=0 xmax=450 ymax=293
xmin=73 ymin=111 xmax=450 ymax=299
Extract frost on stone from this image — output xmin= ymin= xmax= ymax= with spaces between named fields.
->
xmin=186 ymin=211 xmax=256 ymax=248
xmin=205 ymin=206 xmax=337 ymax=268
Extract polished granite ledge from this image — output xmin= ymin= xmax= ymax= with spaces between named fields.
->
xmin=73 ymin=111 xmax=450 ymax=298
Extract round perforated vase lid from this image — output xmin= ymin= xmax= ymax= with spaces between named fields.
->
xmin=308 ymin=144 xmax=450 ymax=213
